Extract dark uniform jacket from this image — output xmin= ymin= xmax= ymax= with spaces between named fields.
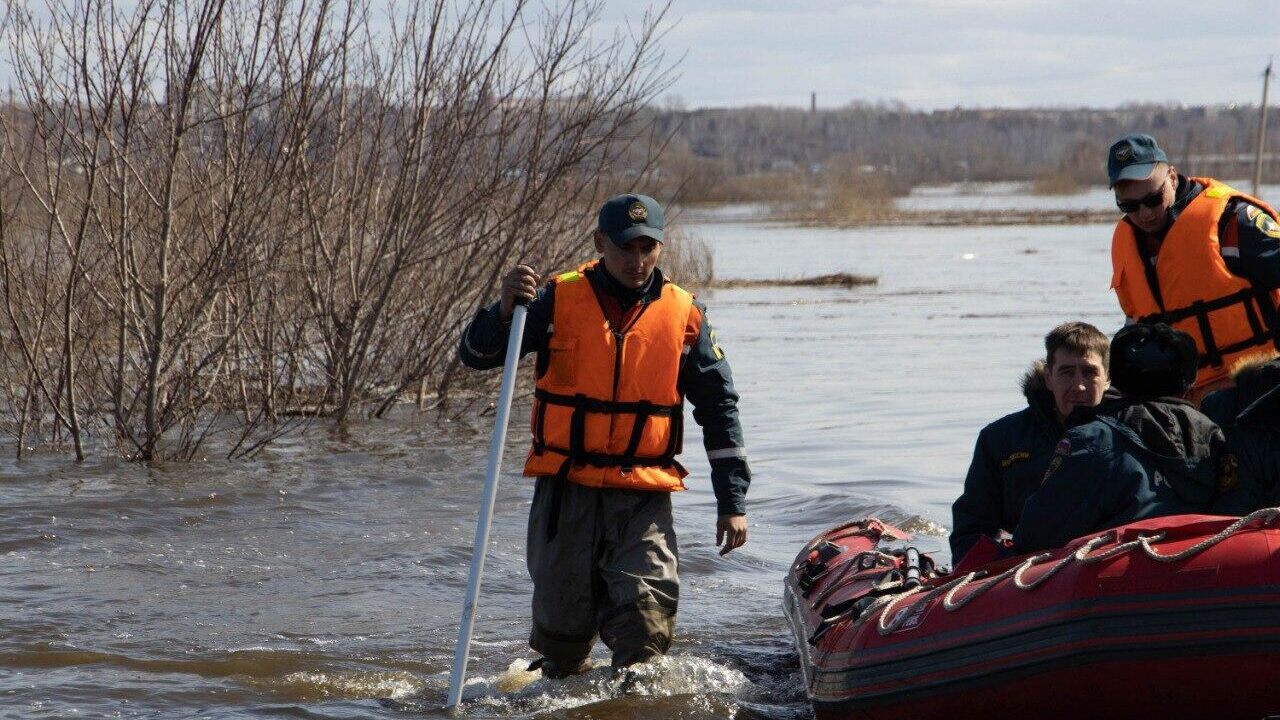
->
xmin=949 ymin=364 xmax=1114 ymax=561
xmin=1201 ymin=359 xmax=1280 ymax=511
xmin=1011 ymin=395 xmax=1237 ymax=555
xmin=458 ymin=261 xmax=751 ymax=516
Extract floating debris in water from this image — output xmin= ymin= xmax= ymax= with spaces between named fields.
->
xmin=711 ymin=273 xmax=877 ymax=289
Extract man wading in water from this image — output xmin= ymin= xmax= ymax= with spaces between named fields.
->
xmin=459 ymin=194 xmax=752 ymax=678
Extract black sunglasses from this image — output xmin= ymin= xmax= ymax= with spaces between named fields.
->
xmin=1116 ymin=188 xmax=1166 ymax=213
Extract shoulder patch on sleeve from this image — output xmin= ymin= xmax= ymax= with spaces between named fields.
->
xmin=1253 ymin=211 xmax=1280 ymax=239
xmin=708 ymin=328 xmax=725 ymax=359
xmin=700 ymin=316 xmax=725 ymax=360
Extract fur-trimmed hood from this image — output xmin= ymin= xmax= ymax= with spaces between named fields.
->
xmin=1021 ymin=360 xmax=1049 ymax=401
xmin=1202 ymin=356 xmax=1280 ymax=427
xmin=1020 ymin=361 xmax=1058 ymax=424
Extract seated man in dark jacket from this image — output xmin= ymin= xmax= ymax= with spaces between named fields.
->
xmin=950 ymin=322 xmax=1115 ymax=562
xmin=1201 ymin=358 xmax=1280 ymax=511
xmin=1011 ymin=323 xmax=1241 ymax=555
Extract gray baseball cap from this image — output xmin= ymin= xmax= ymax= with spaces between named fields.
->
xmin=597 ymin=194 xmax=665 ymax=246
xmin=1107 ymin=133 xmax=1168 ymax=187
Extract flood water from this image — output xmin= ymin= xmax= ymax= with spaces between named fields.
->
xmin=1 ymin=212 xmax=1124 ymax=718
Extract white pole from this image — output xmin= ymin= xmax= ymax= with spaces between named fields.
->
xmin=446 ymin=303 xmax=529 ymax=710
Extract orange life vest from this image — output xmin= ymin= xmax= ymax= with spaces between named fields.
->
xmin=1110 ymin=176 xmax=1280 ymax=390
xmin=523 ymin=261 xmax=693 ymax=491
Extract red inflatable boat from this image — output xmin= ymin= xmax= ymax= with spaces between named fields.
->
xmin=784 ymin=510 xmax=1280 ymax=720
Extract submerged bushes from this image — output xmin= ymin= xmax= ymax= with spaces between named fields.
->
xmin=0 ymin=0 xmax=672 ymax=460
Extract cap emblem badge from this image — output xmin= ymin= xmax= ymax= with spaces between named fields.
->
xmin=628 ymin=201 xmax=648 ymax=222
xmin=1114 ymin=146 xmax=1134 ymax=162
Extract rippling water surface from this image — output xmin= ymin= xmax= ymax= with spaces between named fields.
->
xmin=2 ymin=215 xmax=1122 ymax=718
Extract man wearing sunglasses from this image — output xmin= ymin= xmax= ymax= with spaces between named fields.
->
xmin=1108 ymin=133 xmax=1280 ymax=402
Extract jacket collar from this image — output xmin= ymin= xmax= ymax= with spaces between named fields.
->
xmin=585 ymin=260 xmax=666 ymax=306
xmin=1071 ymin=392 xmax=1193 ymax=424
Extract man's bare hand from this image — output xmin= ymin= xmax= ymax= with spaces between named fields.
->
xmin=716 ymin=514 xmax=748 ymax=556
xmin=500 ymin=265 xmax=539 ymax=319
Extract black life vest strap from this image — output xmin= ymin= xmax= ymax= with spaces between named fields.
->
xmin=536 ymin=446 xmax=686 ymax=471
xmin=1190 ymin=300 xmax=1222 ymax=368
xmin=623 ymin=400 xmax=656 ymax=460
xmin=531 ymin=388 xmax=683 ymax=468
xmin=534 ymin=388 xmax=680 ymax=417
xmin=664 ymin=403 xmax=684 ymax=459
xmin=1138 ymin=287 xmax=1280 ymax=368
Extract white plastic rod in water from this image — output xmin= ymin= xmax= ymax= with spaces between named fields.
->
xmin=446 ymin=303 xmax=529 ymax=710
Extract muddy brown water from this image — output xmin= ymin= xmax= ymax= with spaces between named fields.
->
xmin=0 ymin=216 xmax=1121 ymax=718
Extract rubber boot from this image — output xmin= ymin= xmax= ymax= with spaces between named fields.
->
xmin=600 ymin=601 xmax=674 ymax=669
xmin=527 ymin=656 xmax=593 ymax=679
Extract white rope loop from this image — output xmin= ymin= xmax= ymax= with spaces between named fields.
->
xmin=940 ymin=572 xmax=982 ymax=612
xmin=875 ymin=585 xmax=927 ymax=634
xmin=1074 ymin=531 xmax=1153 ymax=564
xmin=1012 ymin=552 xmax=1068 ymax=590
xmin=1137 ymin=507 xmax=1280 ymax=562
xmin=942 ymin=566 xmax=1013 ymax=611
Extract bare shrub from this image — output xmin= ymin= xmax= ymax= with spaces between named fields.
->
xmin=1029 ymin=171 xmax=1084 ymax=195
xmin=818 ymin=154 xmax=910 ymax=224
xmin=0 ymin=0 xmax=673 ymax=460
xmin=659 ymin=225 xmax=714 ymax=291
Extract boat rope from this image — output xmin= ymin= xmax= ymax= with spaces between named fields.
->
xmin=1137 ymin=508 xmax=1280 ymax=562
xmin=875 ymin=584 xmax=930 ymax=634
xmin=875 ymin=508 xmax=1280 ymax=636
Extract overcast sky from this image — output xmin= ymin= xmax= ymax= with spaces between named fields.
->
xmin=5 ymin=1 xmax=1278 ymax=111
xmin=595 ymin=0 xmax=1280 ymax=110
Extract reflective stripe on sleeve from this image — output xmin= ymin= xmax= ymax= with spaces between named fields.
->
xmin=706 ymin=447 xmax=747 ymax=460
xmin=1221 ymin=246 xmax=1241 ymax=257
xmin=463 ymin=329 xmax=503 ymax=359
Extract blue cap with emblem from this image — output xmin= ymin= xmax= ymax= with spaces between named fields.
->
xmin=1107 ymin=133 xmax=1168 ymax=187
xmin=598 ymin=194 xmax=665 ymax=246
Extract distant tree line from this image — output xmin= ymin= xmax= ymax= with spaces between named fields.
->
xmin=643 ymin=103 xmax=1280 ymax=202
